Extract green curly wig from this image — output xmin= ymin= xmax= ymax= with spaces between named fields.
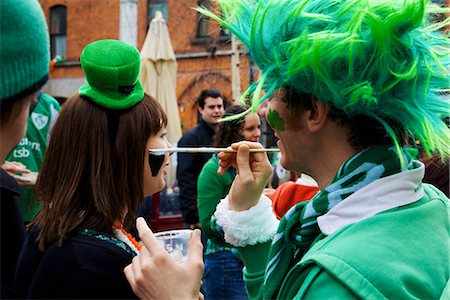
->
xmin=198 ymin=0 xmax=450 ymax=159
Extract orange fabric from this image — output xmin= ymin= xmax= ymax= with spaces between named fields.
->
xmin=113 ymin=224 xmax=142 ymax=251
xmin=269 ymin=181 xmax=319 ymax=219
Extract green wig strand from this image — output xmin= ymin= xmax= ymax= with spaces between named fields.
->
xmin=198 ymin=0 xmax=450 ymax=159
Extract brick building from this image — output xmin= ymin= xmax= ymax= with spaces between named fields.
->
xmin=38 ymin=0 xmax=255 ymax=133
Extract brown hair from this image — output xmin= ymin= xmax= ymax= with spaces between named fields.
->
xmin=213 ymin=105 xmax=249 ymax=147
xmin=421 ymin=154 xmax=449 ymax=197
xmin=32 ymin=93 xmax=167 ymax=250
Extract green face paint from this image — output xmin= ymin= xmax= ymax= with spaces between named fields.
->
xmin=267 ymin=109 xmax=285 ymax=131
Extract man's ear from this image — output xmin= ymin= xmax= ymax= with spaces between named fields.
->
xmin=307 ymin=100 xmax=330 ymax=132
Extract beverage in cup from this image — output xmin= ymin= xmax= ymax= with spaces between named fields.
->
xmin=154 ymin=229 xmax=192 ymax=263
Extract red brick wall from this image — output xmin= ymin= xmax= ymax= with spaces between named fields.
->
xmin=39 ymin=0 xmax=255 ymax=133
xmin=40 ymin=0 xmax=122 ymax=61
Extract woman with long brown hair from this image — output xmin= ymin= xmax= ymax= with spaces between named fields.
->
xmin=14 ymin=39 xmax=173 ymax=298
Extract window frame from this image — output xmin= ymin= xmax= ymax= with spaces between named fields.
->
xmin=49 ymin=5 xmax=67 ymax=59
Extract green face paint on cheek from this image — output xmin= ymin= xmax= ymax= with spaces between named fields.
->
xmin=267 ymin=109 xmax=286 ymax=131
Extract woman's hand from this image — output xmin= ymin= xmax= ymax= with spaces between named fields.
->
xmin=217 ymin=141 xmax=273 ymax=211
xmin=124 ymin=218 xmax=204 ymax=300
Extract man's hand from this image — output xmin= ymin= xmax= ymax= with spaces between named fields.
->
xmin=217 ymin=142 xmax=273 ymax=211
xmin=124 ymin=218 xmax=204 ymax=300
xmin=1 ymin=161 xmax=36 ymax=186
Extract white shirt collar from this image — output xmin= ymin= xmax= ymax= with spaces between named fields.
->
xmin=317 ymin=161 xmax=425 ymax=235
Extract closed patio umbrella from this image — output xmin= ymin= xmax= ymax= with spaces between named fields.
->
xmin=140 ymin=11 xmax=182 ymax=192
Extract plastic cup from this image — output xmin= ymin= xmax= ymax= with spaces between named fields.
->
xmin=154 ymin=229 xmax=192 ymax=263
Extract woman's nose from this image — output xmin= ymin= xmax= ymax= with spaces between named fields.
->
xmin=167 ymin=141 xmax=174 ymax=155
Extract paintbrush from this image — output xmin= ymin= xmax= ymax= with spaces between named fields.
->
xmin=149 ymin=147 xmax=280 ymax=155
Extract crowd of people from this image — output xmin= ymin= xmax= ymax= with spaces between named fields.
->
xmin=1 ymin=0 xmax=449 ymax=299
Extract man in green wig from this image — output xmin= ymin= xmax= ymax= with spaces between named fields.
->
xmin=124 ymin=0 xmax=450 ymax=299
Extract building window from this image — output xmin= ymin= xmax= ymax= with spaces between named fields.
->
xmin=148 ymin=0 xmax=168 ymax=23
xmin=50 ymin=5 xmax=67 ymax=59
xmin=220 ymin=26 xmax=230 ymax=37
xmin=196 ymin=0 xmax=210 ymax=38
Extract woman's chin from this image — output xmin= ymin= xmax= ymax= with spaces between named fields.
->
xmin=143 ymin=175 xmax=168 ymax=196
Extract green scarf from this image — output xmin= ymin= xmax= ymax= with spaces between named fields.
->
xmin=263 ymin=144 xmax=414 ymax=299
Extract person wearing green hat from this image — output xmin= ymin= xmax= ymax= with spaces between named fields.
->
xmin=124 ymin=0 xmax=449 ymax=299
xmin=0 ymin=0 xmax=51 ymax=297
xmin=13 ymin=39 xmax=203 ymax=299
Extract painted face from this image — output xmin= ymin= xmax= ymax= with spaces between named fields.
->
xmin=199 ymin=97 xmax=225 ymax=125
xmin=265 ymin=90 xmax=307 ymax=173
xmin=241 ymin=113 xmax=261 ymax=142
xmin=143 ymin=126 xmax=172 ymax=196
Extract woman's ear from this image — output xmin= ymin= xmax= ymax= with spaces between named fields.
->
xmin=306 ymin=100 xmax=330 ymax=132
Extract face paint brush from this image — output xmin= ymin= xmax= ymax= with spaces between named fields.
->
xmin=149 ymin=147 xmax=280 ymax=155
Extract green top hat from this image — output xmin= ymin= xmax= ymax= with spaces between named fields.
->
xmin=79 ymin=39 xmax=144 ymax=110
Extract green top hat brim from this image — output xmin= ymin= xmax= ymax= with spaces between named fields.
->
xmin=79 ymin=81 xmax=144 ymax=110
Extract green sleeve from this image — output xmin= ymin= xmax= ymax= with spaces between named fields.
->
xmin=197 ymin=158 xmax=233 ymax=246
xmin=239 ymin=241 xmax=272 ymax=300
xmin=294 ymin=267 xmax=358 ymax=300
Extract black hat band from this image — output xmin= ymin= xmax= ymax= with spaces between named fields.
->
xmin=118 ymin=84 xmax=136 ymax=95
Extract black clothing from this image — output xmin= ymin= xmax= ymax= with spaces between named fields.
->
xmin=14 ymin=227 xmax=137 ymax=299
xmin=176 ymin=119 xmax=216 ymax=225
xmin=0 ymin=169 xmax=25 ymax=298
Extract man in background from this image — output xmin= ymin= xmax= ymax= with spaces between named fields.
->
xmin=176 ymin=89 xmax=224 ymax=229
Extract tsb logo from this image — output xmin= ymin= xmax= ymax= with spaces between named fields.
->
xmin=12 ymin=147 xmax=30 ymax=158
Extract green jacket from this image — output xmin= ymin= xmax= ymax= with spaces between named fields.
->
xmin=198 ymin=156 xmax=238 ymax=251
xmin=239 ymin=183 xmax=450 ymax=299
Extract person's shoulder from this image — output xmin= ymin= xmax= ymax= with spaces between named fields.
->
xmin=44 ymin=231 xmax=133 ymax=265
xmin=22 ymin=230 xmax=136 ymax=299
xmin=199 ymin=157 xmax=219 ymax=176
xmin=178 ymin=126 xmax=201 ymax=144
xmin=38 ymin=93 xmax=61 ymax=108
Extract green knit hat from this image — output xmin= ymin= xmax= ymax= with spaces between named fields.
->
xmin=79 ymin=39 xmax=144 ymax=110
xmin=0 ymin=0 xmax=50 ymax=102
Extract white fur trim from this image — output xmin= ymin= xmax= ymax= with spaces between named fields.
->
xmin=214 ymin=195 xmax=279 ymax=247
